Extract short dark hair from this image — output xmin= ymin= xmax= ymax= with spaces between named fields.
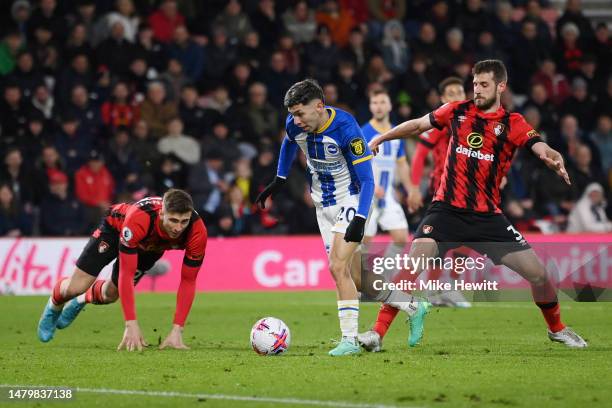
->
xmin=438 ymin=77 xmax=464 ymax=94
xmin=284 ymin=79 xmax=324 ymax=108
xmin=163 ymin=188 xmax=193 ymax=214
xmin=473 ymin=59 xmax=508 ymax=83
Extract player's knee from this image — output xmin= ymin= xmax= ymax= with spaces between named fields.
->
xmin=329 ymin=260 xmax=349 ymax=281
xmin=411 ymin=238 xmax=438 ymax=257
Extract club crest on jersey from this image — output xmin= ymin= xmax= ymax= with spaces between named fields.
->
xmin=493 ymin=122 xmax=505 ymax=136
xmin=98 ymin=241 xmax=109 ymax=253
xmin=325 ymin=143 xmax=339 ymax=155
xmin=466 ymin=132 xmax=484 ymax=149
xmin=121 ymin=227 xmax=133 ymax=242
xmin=350 ymin=138 xmax=366 ymax=156
xmin=422 ymin=225 xmax=433 ymax=234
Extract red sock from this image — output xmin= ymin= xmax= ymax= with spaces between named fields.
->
xmin=372 ymin=304 xmax=400 ymax=339
xmin=51 ymin=277 xmax=70 ymax=306
xmin=85 ymin=280 xmax=107 ymax=304
xmin=537 ymin=302 xmax=565 ymax=333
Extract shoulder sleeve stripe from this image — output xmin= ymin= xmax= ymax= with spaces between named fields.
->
xmin=119 ymin=244 xmax=137 ymax=254
xmin=429 ymin=112 xmax=443 ymax=130
xmin=183 ymin=257 xmax=203 ymax=267
xmin=418 ymin=139 xmax=435 ymax=148
xmin=352 ymin=154 xmax=373 ymax=165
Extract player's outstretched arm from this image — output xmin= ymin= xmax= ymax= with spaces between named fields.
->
xmin=117 ymin=248 xmax=149 ymax=352
xmin=531 ymin=142 xmax=571 ymax=185
xmin=369 ymin=114 xmax=433 ymax=154
xmin=397 ymin=157 xmax=422 ymax=213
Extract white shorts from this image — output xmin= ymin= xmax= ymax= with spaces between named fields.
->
xmin=316 ymin=194 xmax=370 ymax=255
xmin=364 ymin=198 xmax=408 ymax=237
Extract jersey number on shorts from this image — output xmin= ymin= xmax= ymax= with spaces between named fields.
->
xmin=506 ymin=225 xmax=524 ymax=242
xmin=336 ymin=206 xmax=356 ymax=223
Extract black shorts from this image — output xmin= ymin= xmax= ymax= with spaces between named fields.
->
xmin=76 ymin=221 xmax=164 ymax=287
xmin=413 ymin=201 xmax=531 ymax=264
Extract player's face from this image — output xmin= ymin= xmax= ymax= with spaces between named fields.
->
xmin=369 ymin=94 xmax=392 ymax=121
xmin=473 ymin=72 xmax=505 ymax=110
xmin=161 ymin=211 xmax=191 ymax=239
xmin=288 ymin=100 xmax=325 ymax=133
xmin=441 ymin=84 xmax=466 ymax=104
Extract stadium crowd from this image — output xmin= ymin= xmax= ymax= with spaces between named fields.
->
xmin=0 ymin=0 xmax=610 ymax=237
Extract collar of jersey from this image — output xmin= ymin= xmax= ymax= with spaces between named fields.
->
xmin=369 ymin=119 xmax=391 ymax=134
xmin=476 ymin=103 xmax=506 ymax=119
xmin=315 ymin=107 xmax=336 ymax=133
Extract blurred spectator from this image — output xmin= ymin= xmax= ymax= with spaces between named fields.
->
xmin=591 ymin=115 xmax=612 ymax=175
xmin=10 ymin=0 xmax=31 ymax=40
xmin=559 ymin=77 xmax=596 ymax=131
xmin=367 ymin=0 xmax=405 ymax=41
xmin=66 ymin=85 xmax=103 ymax=139
xmin=9 ymin=50 xmax=44 ymax=99
xmin=227 ymin=62 xmax=252 ymax=107
xmin=238 ymin=30 xmax=265 ymax=71
xmin=96 ymin=21 xmax=136 ymax=77
xmin=241 ymin=82 xmax=279 ymax=145
xmin=97 ymin=0 xmax=140 ymax=44
xmin=521 ymin=82 xmax=557 ymax=133
xmin=28 ymin=0 xmax=67 ymax=45
xmin=554 ymin=22 xmax=584 ymax=76
xmin=101 ymin=81 xmax=139 ymax=131
xmin=591 ymin=23 xmax=610 ymax=80
xmin=427 ymin=0 xmax=453 ymax=37
xmin=567 ymin=183 xmax=612 ymax=233
xmin=187 ymin=148 xmax=229 ymax=219
xmin=135 ymin=23 xmax=167 ymax=72
xmin=106 ymin=127 xmax=141 ymax=195
xmin=0 ymin=148 xmax=43 ymax=207
xmin=568 ymin=144 xmax=607 ymax=198
xmin=158 ymin=58 xmax=190 ymax=102
xmin=73 ymin=0 xmax=98 ymax=46
xmin=512 ymin=19 xmax=549 ymax=93
xmin=555 ymin=0 xmax=594 ymax=41
xmin=409 ymin=23 xmax=438 ymax=61
xmin=0 ymin=83 xmax=29 ymax=148
xmin=74 ymin=149 xmax=115 ymax=229
xmin=523 ymin=0 xmax=553 ymax=48
xmin=261 ymin=51 xmax=297 ymax=108
xmin=54 ymin=114 xmax=94 ymax=174
xmin=204 ymin=26 xmax=239 ymax=85
xmin=277 ymin=34 xmax=301 ymax=76
xmin=214 ymin=183 xmax=252 ymax=236
xmin=0 ymin=183 xmax=32 ymax=237
xmin=455 ymin=0 xmax=488 ymax=50
xmin=157 ymin=118 xmax=200 ymax=165
xmin=64 ymin=23 xmax=94 ymax=63
xmin=55 ymin=53 xmax=94 ymax=108
xmin=305 ymin=24 xmax=339 ymax=83
xmin=491 ymin=1 xmax=517 ymax=56
xmin=30 ymin=82 xmax=57 ymax=122
xmin=36 ymin=145 xmax=65 ymax=190
xmin=214 ymin=0 xmax=252 ymax=45
xmin=334 ymin=60 xmax=363 ymax=109
xmin=381 ymin=20 xmax=409 ymax=75
xmin=316 ymin=0 xmax=356 ymax=47
xmin=201 ymin=121 xmax=241 ymax=169
xmin=475 ymin=31 xmax=507 ymax=65
xmin=531 ymin=59 xmax=570 ymax=106
xmin=437 ymin=28 xmax=471 ymax=77
xmin=282 ymin=0 xmax=317 ymax=45
xmin=1 ymin=31 xmax=24 ymax=75
xmin=148 ymin=0 xmax=185 ymax=44
xmin=341 ymin=27 xmax=374 ymax=73
xmin=39 ymin=170 xmax=87 ymax=236
xmin=139 ymin=81 xmax=178 ymax=139
xmin=167 ymin=25 xmax=205 ymax=83
xmin=131 ymin=119 xmax=159 ymax=187
xmin=21 ymin=111 xmax=52 ymax=160
xmin=249 ymin=0 xmax=283 ymax=46
xmin=365 ymin=55 xmax=394 ymax=90
xmin=178 ymin=84 xmax=206 ymax=138
xmin=550 ymin=114 xmax=602 ymax=175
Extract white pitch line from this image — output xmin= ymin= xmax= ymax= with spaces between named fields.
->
xmin=0 ymin=385 xmax=422 ymax=408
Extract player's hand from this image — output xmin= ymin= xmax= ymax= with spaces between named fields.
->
xmin=117 ymin=320 xmax=149 ymax=352
xmin=255 ymin=176 xmax=286 ymax=209
xmin=344 ymin=215 xmax=366 ymax=243
xmin=407 ymin=186 xmax=423 ymax=214
xmin=160 ymin=325 xmax=190 ymax=350
xmin=368 ymin=136 xmax=382 ymax=155
xmin=540 ymin=148 xmax=571 ymax=185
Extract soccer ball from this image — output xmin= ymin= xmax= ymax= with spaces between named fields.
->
xmin=250 ymin=317 xmax=291 ymax=355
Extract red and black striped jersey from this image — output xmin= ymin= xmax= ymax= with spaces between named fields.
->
xmin=429 ymin=100 xmax=542 ymax=213
xmin=417 ymin=127 xmax=450 ymax=194
xmin=104 ymin=196 xmax=207 ymax=264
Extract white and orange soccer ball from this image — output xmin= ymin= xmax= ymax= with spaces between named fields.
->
xmin=250 ymin=317 xmax=291 ymax=356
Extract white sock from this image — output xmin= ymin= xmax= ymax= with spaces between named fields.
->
xmin=49 ymin=297 xmax=63 ymax=311
xmin=385 ymin=290 xmax=420 ymax=316
xmin=76 ymin=294 xmax=86 ymax=304
xmin=337 ymin=300 xmax=359 ymax=342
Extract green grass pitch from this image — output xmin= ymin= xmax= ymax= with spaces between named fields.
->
xmin=0 ymin=292 xmax=610 ymax=408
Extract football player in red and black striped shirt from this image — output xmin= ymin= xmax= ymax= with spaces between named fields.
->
xmin=37 ymin=189 xmax=208 ymax=351
xmin=369 ymin=60 xmax=587 ymax=348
